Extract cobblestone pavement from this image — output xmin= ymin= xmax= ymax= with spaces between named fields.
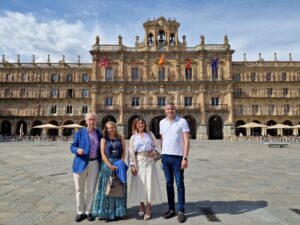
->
xmin=0 ymin=140 xmax=299 ymax=225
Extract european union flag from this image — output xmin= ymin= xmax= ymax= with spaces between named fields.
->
xmin=211 ymin=58 xmax=219 ymax=71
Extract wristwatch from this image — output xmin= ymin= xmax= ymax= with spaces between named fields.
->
xmin=183 ymin=156 xmax=188 ymax=160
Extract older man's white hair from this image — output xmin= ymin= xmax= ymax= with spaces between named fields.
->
xmin=85 ymin=112 xmax=97 ymax=121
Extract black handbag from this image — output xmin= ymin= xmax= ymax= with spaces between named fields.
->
xmin=105 ymin=171 xmax=124 ymax=197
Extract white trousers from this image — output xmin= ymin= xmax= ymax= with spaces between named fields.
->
xmin=73 ymin=160 xmax=99 ymax=214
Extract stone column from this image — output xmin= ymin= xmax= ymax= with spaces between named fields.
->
xmin=90 ymin=85 xmax=97 ymax=113
xmin=117 ymin=88 xmax=125 ymax=137
xmin=197 ymin=90 xmax=208 ymax=139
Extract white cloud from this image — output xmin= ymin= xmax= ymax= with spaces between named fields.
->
xmin=0 ymin=11 xmax=92 ymax=63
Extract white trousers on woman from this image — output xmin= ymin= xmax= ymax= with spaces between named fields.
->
xmin=129 ymin=155 xmax=161 ymax=204
xmin=73 ymin=160 xmax=99 ymax=214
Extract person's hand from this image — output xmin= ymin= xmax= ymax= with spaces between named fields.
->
xmin=109 ymin=165 xmax=117 ymax=171
xmin=148 ymin=150 xmax=156 ymax=157
xmin=77 ymin=148 xmax=84 ymax=155
xmin=181 ymin=159 xmax=188 ymax=169
xmin=131 ymin=165 xmax=137 ymax=176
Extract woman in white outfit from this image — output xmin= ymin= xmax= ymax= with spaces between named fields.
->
xmin=128 ymin=117 xmax=161 ymax=220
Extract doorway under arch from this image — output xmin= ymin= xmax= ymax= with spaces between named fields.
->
xmin=283 ymin=120 xmax=293 ymax=136
xmin=252 ymin=120 xmax=262 ymax=136
xmin=48 ymin=120 xmax=59 ymax=136
xmin=208 ymin=115 xmax=223 ymax=140
xmin=31 ymin=120 xmax=42 ymax=136
xmin=183 ymin=115 xmax=196 ymax=139
xmin=235 ymin=120 xmax=246 ymax=136
xmin=63 ymin=120 xmax=74 ymax=136
xmin=101 ymin=115 xmax=117 ymax=130
xmin=266 ymin=120 xmax=277 ymax=136
xmin=150 ymin=115 xmax=165 ymax=139
xmin=1 ymin=120 xmax=11 ymax=136
xmin=16 ymin=120 xmax=27 ymax=136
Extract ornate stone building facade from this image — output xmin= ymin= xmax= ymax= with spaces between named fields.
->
xmin=1 ymin=17 xmax=300 ymax=139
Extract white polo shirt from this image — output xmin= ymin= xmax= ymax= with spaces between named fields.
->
xmin=159 ymin=116 xmax=190 ymax=156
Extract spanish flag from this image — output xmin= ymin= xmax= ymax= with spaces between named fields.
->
xmin=185 ymin=57 xmax=191 ymax=69
xmin=158 ymin=54 xmax=164 ymax=65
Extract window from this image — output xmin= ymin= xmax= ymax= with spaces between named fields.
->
xmin=266 ymin=72 xmax=272 ymax=81
xmin=131 ymin=67 xmax=139 ymax=81
xmin=250 ymin=72 xmax=256 ymax=81
xmin=234 ymin=73 xmax=241 ymax=81
xmin=82 ymin=89 xmax=89 ymax=98
xmin=235 ymin=88 xmax=242 ymax=97
xmin=185 ymin=68 xmax=192 ymax=80
xmin=158 ymin=67 xmax=165 ymax=81
xmin=20 ymin=89 xmax=26 ymax=97
xmin=66 ymin=74 xmax=73 ymax=82
xmin=5 ymin=89 xmax=10 ymax=97
xmin=284 ymin=105 xmax=290 ymax=114
xmin=184 ymin=97 xmax=192 ymax=107
xmin=157 ymin=97 xmax=166 ymax=107
xmin=267 ymin=88 xmax=273 ymax=96
xmin=105 ymin=68 xmax=113 ymax=81
xmin=252 ymin=105 xmax=258 ymax=114
xmin=6 ymin=74 xmax=10 ymax=82
xmin=283 ymin=88 xmax=288 ymax=96
xmin=50 ymin=105 xmax=57 ymax=114
xmin=67 ymin=89 xmax=74 ymax=98
xmin=268 ymin=105 xmax=274 ymax=115
xmin=66 ymin=105 xmax=73 ymax=114
xmin=132 ymin=97 xmax=140 ymax=107
xmin=236 ymin=105 xmax=243 ymax=115
xmin=50 ymin=89 xmax=58 ymax=97
xmin=169 ymin=33 xmax=175 ymax=46
xmin=51 ymin=74 xmax=59 ymax=82
xmin=82 ymin=106 xmax=88 ymax=114
xmin=281 ymin=72 xmax=286 ymax=81
xmin=211 ymin=97 xmax=219 ymax=106
xmin=105 ymin=97 xmax=113 ymax=106
xmin=82 ymin=74 xmax=89 ymax=82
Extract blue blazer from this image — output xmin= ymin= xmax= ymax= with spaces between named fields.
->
xmin=70 ymin=128 xmax=102 ymax=174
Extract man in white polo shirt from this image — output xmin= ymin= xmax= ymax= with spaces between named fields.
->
xmin=160 ymin=103 xmax=190 ymax=223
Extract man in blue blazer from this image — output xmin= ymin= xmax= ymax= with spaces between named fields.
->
xmin=70 ymin=112 xmax=102 ymax=222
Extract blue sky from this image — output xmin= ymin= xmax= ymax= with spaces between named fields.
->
xmin=1 ymin=0 xmax=300 ymax=63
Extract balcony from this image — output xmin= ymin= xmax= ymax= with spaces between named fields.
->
xmin=124 ymin=103 xmax=201 ymax=112
xmin=205 ymin=104 xmax=229 ymax=112
xmin=234 ymin=108 xmax=300 ymax=116
xmin=233 ymin=91 xmax=300 ymax=98
xmin=96 ymin=104 xmax=120 ymax=112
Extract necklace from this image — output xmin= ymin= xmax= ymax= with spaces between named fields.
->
xmin=109 ymin=139 xmax=117 ymax=155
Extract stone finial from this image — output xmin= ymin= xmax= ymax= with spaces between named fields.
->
xmin=274 ymin=52 xmax=277 ymax=61
xmin=258 ymin=53 xmax=262 ymax=61
xmin=118 ymin=35 xmax=122 ymax=45
xmin=62 ymin=55 xmax=65 ymax=63
xmin=200 ymin=35 xmax=205 ymax=45
xmin=289 ymin=53 xmax=292 ymax=61
xmin=32 ymin=54 xmax=35 ymax=64
xmin=47 ymin=54 xmax=51 ymax=64
xmin=1 ymin=54 xmax=4 ymax=63
xmin=244 ymin=53 xmax=247 ymax=62
xmin=77 ymin=55 xmax=81 ymax=64
xmin=224 ymin=34 xmax=228 ymax=45
xmin=17 ymin=54 xmax=20 ymax=64
xmin=95 ymin=35 xmax=100 ymax=45
xmin=135 ymin=35 xmax=139 ymax=43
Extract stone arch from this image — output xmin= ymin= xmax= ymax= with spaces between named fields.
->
xmin=101 ymin=115 xmax=117 ymax=130
xmin=208 ymin=115 xmax=223 ymax=140
xmin=235 ymin=120 xmax=246 ymax=136
xmin=48 ymin=120 xmax=59 ymax=136
xmin=283 ymin=120 xmax=293 ymax=136
xmin=150 ymin=115 xmax=165 ymax=139
xmin=266 ymin=120 xmax=277 ymax=136
xmin=1 ymin=120 xmax=11 ymax=136
xmin=252 ymin=120 xmax=262 ymax=136
xmin=183 ymin=114 xmax=196 ymax=139
xmin=16 ymin=120 xmax=27 ymax=136
xmin=63 ymin=120 xmax=74 ymax=136
xmin=79 ymin=120 xmax=87 ymax=127
xmin=31 ymin=120 xmax=42 ymax=136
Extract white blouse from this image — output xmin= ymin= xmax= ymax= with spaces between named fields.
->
xmin=134 ymin=132 xmax=153 ymax=152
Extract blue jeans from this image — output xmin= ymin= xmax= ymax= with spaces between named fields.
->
xmin=162 ymin=154 xmax=185 ymax=213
